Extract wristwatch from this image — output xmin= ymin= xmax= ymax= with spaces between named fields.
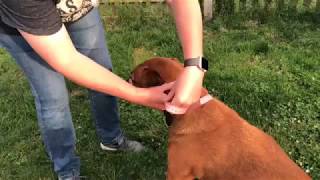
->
xmin=184 ymin=56 xmax=209 ymax=72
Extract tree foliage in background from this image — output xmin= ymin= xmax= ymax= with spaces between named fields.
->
xmin=316 ymin=0 xmax=320 ymax=10
xmin=215 ymin=0 xmax=235 ymax=15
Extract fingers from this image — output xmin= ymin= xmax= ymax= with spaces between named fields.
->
xmin=160 ymin=81 xmax=175 ymax=91
xmin=164 ymin=68 xmax=204 ymax=114
xmin=142 ymin=82 xmax=175 ymax=111
xmin=157 ymin=81 xmax=175 ymax=102
xmin=151 ymin=104 xmax=166 ymax=111
xmin=165 ymin=83 xmax=189 ymax=114
xmin=166 ymin=88 xmax=175 ymax=102
xmin=165 ymin=81 xmax=176 ymax=102
xmin=166 ymin=96 xmax=190 ymax=114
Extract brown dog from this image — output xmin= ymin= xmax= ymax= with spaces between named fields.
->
xmin=130 ymin=57 xmax=311 ymax=180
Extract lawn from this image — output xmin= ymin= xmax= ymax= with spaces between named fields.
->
xmin=0 ymin=3 xmax=319 ymax=180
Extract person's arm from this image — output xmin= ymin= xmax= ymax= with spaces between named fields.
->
xmin=19 ymin=25 xmax=172 ymax=110
xmin=165 ymin=0 xmax=205 ymax=114
xmin=167 ymin=0 xmax=203 ymax=59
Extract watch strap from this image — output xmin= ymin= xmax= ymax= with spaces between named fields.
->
xmin=184 ymin=57 xmax=202 ymax=67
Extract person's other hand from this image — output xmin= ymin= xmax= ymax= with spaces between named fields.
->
xmin=165 ymin=66 xmax=204 ymax=114
xmin=134 ymin=82 xmax=175 ymax=110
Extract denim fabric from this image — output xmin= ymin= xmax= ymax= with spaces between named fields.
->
xmin=0 ymin=8 xmax=123 ymax=177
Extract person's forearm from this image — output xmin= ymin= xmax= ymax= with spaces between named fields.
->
xmin=167 ymin=0 xmax=203 ymax=59
xmin=57 ymin=51 xmax=137 ymax=100
xmin=18 ymin=26 xmax=138 ymax=102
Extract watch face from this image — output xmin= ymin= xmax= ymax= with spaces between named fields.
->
xmin=202 ymin=58 xmax=209 ymax=70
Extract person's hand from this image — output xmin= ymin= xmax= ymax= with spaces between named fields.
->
xmin=134 ymin=82 xmax=175 ymax=110
xmin=165 ymin=66 xmax=204 ymax=114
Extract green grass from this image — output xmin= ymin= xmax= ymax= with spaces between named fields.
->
xmin=0 ymin=3 xmax=319 ymax=179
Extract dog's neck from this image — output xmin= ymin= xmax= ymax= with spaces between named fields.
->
xmin=164 ymin=94 xmax=212 ymax=126
xmin=167 ymin=96 xmax=243 ymax=136
xmin=168 ymin=101 xmax=217 ymax=136
xmin=167 ymin=98 xmax=223 ymax=136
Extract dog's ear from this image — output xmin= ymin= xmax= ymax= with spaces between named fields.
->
xmin=169 ymin=58 xmax=181 ymax=63
xmin=137 ymin=65 xmax=165 ymax=87
xmin=145 ymin=69 xmax=165 ymax=87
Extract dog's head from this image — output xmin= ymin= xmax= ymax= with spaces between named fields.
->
xmin=129 ymin=57 xmax=183 ymax=88
xmin=129 ymin=57 xmax=186 ymax=126
xmin=130 ymin=57 xmax=208 ymax=95
xmin=130 ymin=57 xmax=209 ymax=126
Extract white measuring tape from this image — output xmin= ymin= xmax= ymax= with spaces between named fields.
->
xmin=165 ymin=94 xmax=213 ymax=114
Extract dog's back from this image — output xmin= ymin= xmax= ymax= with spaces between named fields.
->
xmin=168 ymin=99 xmax=310 ymax=180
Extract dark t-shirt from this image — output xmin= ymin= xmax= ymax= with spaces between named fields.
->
xmin=0 ymin=0 xmax=62 ymax=35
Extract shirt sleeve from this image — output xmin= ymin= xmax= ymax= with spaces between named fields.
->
xmin=0 ymin=0 xmax=62 ymax=35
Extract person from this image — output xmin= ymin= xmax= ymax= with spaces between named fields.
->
xmin=0 ymin=0 xmax=205 ymax=179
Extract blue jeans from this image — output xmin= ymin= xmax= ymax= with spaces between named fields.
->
xmin=0 ymin=8 xmax=123 ymax=177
